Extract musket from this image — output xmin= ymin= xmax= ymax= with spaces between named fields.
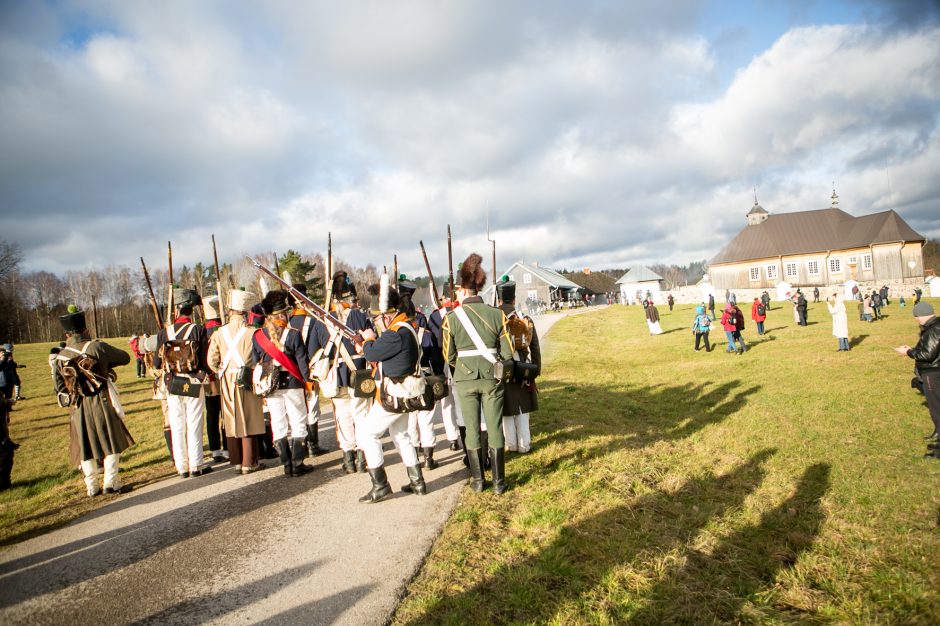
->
xmin=393 ymin=255 xmax=399 ymax=290
xmin=211 ymin=234 xmax=227 ymax=324
xmin=273 ymin=252 xmax=281 ymax=278
xmin=487 ymin=209 xmax=497 ymax=305
xmin=91 ymin=294 xmax=100 ymax=339
xmin=166 ymin=241 xmax=174 ymax=326
xmin=324 ymin=232 xmax=333 ymax=310
xmin=140 ymin=257 xmax=163 ymax=331
xmin=246 ymin=256 xmax=362 ymax=345
xmin=419 ymin=241 xmax=442 ymax=309
xmin=447 ymin=225 xmax=455 ymax=299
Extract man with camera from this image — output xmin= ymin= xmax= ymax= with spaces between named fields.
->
xmin=895 ymin=302 xmax=940 ymax=458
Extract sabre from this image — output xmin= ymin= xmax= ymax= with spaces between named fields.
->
xmin=246 ymin=256 xmax=362 ymax=345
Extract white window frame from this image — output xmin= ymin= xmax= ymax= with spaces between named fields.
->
xmin=523 ymin=273 xmax=532 ymax=284
xmin=847 ymin=255 xmax=858 ymax=265
xmin=784 ymin=262 xmax=798 ymax=279
xmin=527 ymin=289 xmax=538 ymax=301
xmin=829 ymin=258 xmax=842 ymax=274
xmin=807 ymin=260 xmax=820 ymax=276
xmin=748 ymin=266 xmax=760 ymax=281
xmin=766 ymin=264 xmax=778 ymax=280
xmin=862 ymin=254 xmax=872 ymax=271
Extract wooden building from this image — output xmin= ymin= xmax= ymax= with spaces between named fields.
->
xmin=481 ymin=261 xmax=582 ymax=307
xmin=709 ymin=192 xmax=926 ymax=290
xmin=615 ymin=266 xmax=664 ymax=303
xmin=562 ymin=269 xmax=618 ymax=298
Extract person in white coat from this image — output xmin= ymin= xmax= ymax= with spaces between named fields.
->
xmin=827 ymin=292 xmax=850 ymax=351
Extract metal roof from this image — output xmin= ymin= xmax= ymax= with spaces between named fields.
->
xmin=710 ymin=208 xmax=925 ymax=265
xmin=615 ymin=266 xmax=664 ymax=284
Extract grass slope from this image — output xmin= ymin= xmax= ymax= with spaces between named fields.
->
xmin=393 ymin=300 xmax=940 ymax=624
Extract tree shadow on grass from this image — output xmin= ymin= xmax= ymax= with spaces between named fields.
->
xmin=850 ymin=334 xmax=869 ymax=349
xmin=401 ymin=449 xmax=828 ymax=625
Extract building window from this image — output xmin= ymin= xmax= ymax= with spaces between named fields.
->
xmin=523 ymin=273 xmax=532 ymax=284
xmin=847 ymin=255 xmax=858 ymax=265
xmin=766 ymin=265 xmax=778 ymax=280
xmin=807 ymin=260 xmax=820 ymax=276
xmin=829 ymin=258 xmax=841 ymax=274
xmin=785 ymin=262 xmax=798 ymax=278
xmin=527 ymin=289 xmax=538 ymax=302
xmin=748 ymin=267 xmax=760 ymax=281
xmin=863 ymin=254 xmax=872 ymax=271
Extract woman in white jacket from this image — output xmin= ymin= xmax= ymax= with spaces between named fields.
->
xmin=827 ymin=292 xmax=850 ymax=351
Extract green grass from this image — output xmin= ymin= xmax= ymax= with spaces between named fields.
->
xmin=393 ymin=299 xmax=940 ymax=624
xmin=0 ymin=338 xmax=178 ymax=546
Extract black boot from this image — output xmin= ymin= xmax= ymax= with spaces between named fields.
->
xmin=467 ymin=448 xmax=485 ymax=492
xmin=306 ymin=424 xmax=329 ymax=456
xmin=459 ymin=426 xmax=469 ymax=467
xmin=342 ymin=450 xmax=357 ymax=474
xmin=355 ymin=449 xmax=367 ymax=473
xmin=423 ymin=446 xmax=438 ymax=470
xmin=449 ymin=439 xmax=460 ymax=451
xmin=275 ymin=437 xmax=293 ymax=477
xmin=291 ymin=438 xmax=313 ymax=476
xmin=163 ymin=428 xmax=175 ymax=462
xmin=0 ymin=438 xmax=15 ymax=491
xmin=401 ymin=465 xmax=428 ymax=495
xmin=490 ymin=447 xmax=507 ymax=495
xmin=359 ymin=466 xmax=393 ymax=503
xmin=480 ymin=430 xmax=491 ymax=470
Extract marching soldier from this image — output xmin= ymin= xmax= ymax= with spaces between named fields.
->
xmin=207 ymin=289 xmax=266 ymax=474
xmin=53 ymin=305 xmax=135 ymax=496
xmin=399 ymin=277 xmax=439 ymax=470
xmin=428 ymin=284 xmax=462 ymax=452
xmin=442 ymin=253 xmax=513 ymax=494
xmin=252 ymin=290 xmax=313 ymax=477
xmin=287 ymin=283 xmax=330 ymax=458
xmin=496 ymin=277 xmax=541 ymax=454
xmin=356 ymin=278 xmax=427 ymax=503
xmin=154 ymin=289 xmax=212 ymax=478
xmin=202 ymin=295 xmax=227 ymax=463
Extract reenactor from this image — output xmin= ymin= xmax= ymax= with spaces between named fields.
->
xmin=53 ymin=305 xmax=135 ymax=496
xmin=442 ymin=253 xmax=513 ymax=494
xmin=496 ymin=277 xmax=541 ymax=454
xmin=399 ymin=277 xmax=439 ymax=470
xmin=427 ymin=284 xmax=462 ymax=452
xmin=202 ymin=295 xmax=227 ymax=462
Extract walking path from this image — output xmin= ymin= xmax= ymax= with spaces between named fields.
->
xmin=0 ymin=306 xmax=604 ymax=625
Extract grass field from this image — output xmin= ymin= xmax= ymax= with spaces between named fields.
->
xmin=393 ymin=299 xmax=940 ymax=624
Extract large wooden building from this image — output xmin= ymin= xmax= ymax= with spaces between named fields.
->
xmin=709 ymin=194 xmax=926 ymax=291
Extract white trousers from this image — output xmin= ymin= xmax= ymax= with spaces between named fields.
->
xmin=305 ymin=390 xmax=321 ymax=425
xmin=408 ymin=406 xmax=437 ymax=448
xmin=80 ymin=454 xmax=121 ymax=494
xmin=503 ymin=412 xmax=531 ymax=452
xmin=167 ymin=388 xmax=206 ymax=474
xmin=357 ymin=401 xmax=419 ymax=470
xmin=439 ymin=392 xmax=460 ymax=442
xmin=267 ymin=388 xmax=308 ymax=441
xmin=332 ymin=387 xmax=371 ymax=451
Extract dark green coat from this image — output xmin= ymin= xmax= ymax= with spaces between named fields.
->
xmin=498 ymin=304 xmax=541 ymax=415
xmin=54 ymin=337 xmax=134 ymax=464
xmin=442 ymin=298 xmax=513 ymax=381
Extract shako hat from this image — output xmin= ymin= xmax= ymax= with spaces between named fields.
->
xmin=332 ymin=271 xmax=357 ymax=300
xmin=59 ymin=304 xmax=87 ymax=333
xmin=368 ymin=275 xmax=401 ymax=314
xmin=249 ymin=303 xmax=265 ymax=328
xmin=398 ymin=275 xmax=418 ymax=298
xmin=229 ymin=289 xmax=254 ymax=312
xmin=495 ymin=275 xmax=516 ymax=303
xmin=174 ymin=288 xmax=202 ymax=308
xmin=458 ymin=253 xmax=487 ymax=292
xmin=202 ymin=295 xmax=220 ymax=320
xmin=261 ymin=290 xmax=291 ymax=315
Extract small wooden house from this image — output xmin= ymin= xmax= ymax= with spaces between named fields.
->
xmin=481 ymin=261 xmax=582 ymax=307
xmin=616 ymin=266 xmax=664 ymax=303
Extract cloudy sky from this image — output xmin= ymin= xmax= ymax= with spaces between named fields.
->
xmin=1 ymin=0 xmax=938 ymax=278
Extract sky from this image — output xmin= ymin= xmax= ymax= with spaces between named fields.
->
xmin=1 ymin=0 xmax=938 ymax=279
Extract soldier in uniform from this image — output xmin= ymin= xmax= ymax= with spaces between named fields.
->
xmin=53 ymin=306 xmax=135 ymax=496
xmin=496 ymin=277 xmax=541 ymax=454
xmin=356 ymin=278 xmax=427 ymax=503
xmin=286 ymin=283 xmax=330 ymax=458
xmin=399 ymin=277 xmax=439 ymax=470
xmin=207 ymin=289 xmax=266 ymax=474
xmin=442 ymin=253 xmax=513 ymax=494
xmin=427 ymin=284 xmax=462 ymax=452
xmin=202 ymin=295 xmax=227 ymax=463
xmin=154 ymin=289 xmax=213 ymax=478
xmin=252 ymin=290 xmax=314 ymax=477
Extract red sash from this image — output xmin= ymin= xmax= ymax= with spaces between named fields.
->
xmin=253 ymin=329 xmax=304 ymax=382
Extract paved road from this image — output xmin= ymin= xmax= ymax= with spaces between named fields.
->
xmin=0 ymin=307 xmax=602 ymax=625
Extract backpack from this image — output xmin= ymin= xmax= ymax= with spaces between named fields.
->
xmin=698 ymin=315 xmax=711 ymax=329
xmin=757 ymin=304 xmax=766 ymax=316
xmin=506 ymin=312 xmax=534 ymax=352
xmin=161 ymin=323 xmax=198 ymax=374
xmin=56 ymin=343 xmax=105 ymax=400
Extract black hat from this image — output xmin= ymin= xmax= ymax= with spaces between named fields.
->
xmin=332 ymin=271 xmax=357 ymax=300
xmin=261 ymin=290 xmax=290 ymax=315
xmin=59 ymin=304 xmax=87 ymax=333
xmin=249 ymin=303 xmax=265 ymax=328
xmin=287 ymin=283 xmax=308 ymax=307
xmin=174 ymin=288 xmax=202 ymax=308
xmin=496 ymin=275 xmax=516 ymax=303
xmin=398 ymin=276 xmax=418 ymax=298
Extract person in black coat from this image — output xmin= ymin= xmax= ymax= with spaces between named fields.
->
xmin=895 ymin=302 xmax=940 ymax=458
xmin=796 ymin=290 xmax=808 ymax=326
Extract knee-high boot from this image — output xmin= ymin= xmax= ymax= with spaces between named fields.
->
xmin=355 ymin=449 xmax=367 ymax=473
xmin=490 ymin=447 xmax=507 ymax=495
xmin=466 ymin=448 xmax=485 ymax=492
xmin=291 ymin=438 xmax=313 ymax=476
xmin=459 ymin=426 xmax=469 ymax=467
xmin=341 ymin=450 xmax=357 ymax=474
xmin=163 ymin=428 xmax=174 ymax=462
xmin=306 ymin=424 xmax=328 ymax=456
xmin=359 ymin=466 xmax=392 ymax=503
xmin=480 ymin=430 xmax=491 ymax=470
xmin=275 ymin=438 xmax=292 ymax=477
xmin=423 ymin=446 xmax=438 ymax=470
xmin=401 ymin=465 xmax=428 ymax=495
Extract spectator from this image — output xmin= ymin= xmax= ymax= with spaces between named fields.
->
xmin=751 ymin=297 xmax=767 ymax=335
xmin=644 ymin=300 xmax=663 ymax=335
xmin=667 ymin=294 xmax=675 ymax=312
xmin=796 ymin=289 xmax=808 ymax=326
xmin=900 ymin=295 xmax=907 ymax=308
xmin=129 ymin=333 xmax=145 ymax=378
xmin=894 ymin=302 xmax=940 ymax=458
xmin=914 ymin=287 xmax=923 ymax=304
xmin=760 ymin=290 xmax=771 ymax=312
xmin=827 ymin=292 xmax=850 ymax=351
xmin=813 ymin=286 xmax=820 ymax=303
xmin=691 ymin=305 xmax=712 ymax=352
xmin=721 ymin=303 xmax=747 ymax=354
xmin=862 ymin=294 xmax=874 ymax=322
xmin=707 ymin=293 xmax=716 ymax=320
xmin=871 ymin=290 xmax=883 ymax=320
xmin=880 ymin=285 xmax=890 ymax=306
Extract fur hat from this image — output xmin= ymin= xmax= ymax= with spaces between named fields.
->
xmin=249 ymin=303 xmax=265 ymax=328
xmin=332 ymin=271 xmax=357 ymax=300
xmin=287 ymin=282 xmax=307 ymax=307
xmin=229 ymin=289 xmax=254 ymax=312
xmin=459 ymin=253 xmax=487 ymax=292
xmin=59 ymin=304 xmax=86 ymax=333
xmin=202 ymin=295 xmax=220 ymax=320
xmin=261 ymin=289 xmax=290 ymax=315
xmin=367 ymin=282 xmax=401 ymax=314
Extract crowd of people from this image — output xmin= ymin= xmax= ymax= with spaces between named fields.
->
xmin=30 ymin=252 xmax=542 ymax=500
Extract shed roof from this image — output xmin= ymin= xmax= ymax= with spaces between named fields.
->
xmin=710 ymin=208 xmax=924 ymax=265
xmin=615 ymin=266 xmax=664 ymax=284
xmin=562 ymin=271 xmax=619 ymax=294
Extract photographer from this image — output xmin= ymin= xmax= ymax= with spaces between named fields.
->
xmin=894 ymin=302 xmax=940 ymax=458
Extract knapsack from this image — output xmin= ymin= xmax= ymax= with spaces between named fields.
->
xmin=506 ymin=312 xmax=534 ymax=352
xmin=757 ymin=304 xmax=766 ymax=316
xmin=161 ymin=323 xmax=198 ymax=374
xmin=56 ymin=343 xmax=105 ymax=400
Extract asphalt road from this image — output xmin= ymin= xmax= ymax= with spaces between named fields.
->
xmin=0 ymin=306 xmax=601 ymax=625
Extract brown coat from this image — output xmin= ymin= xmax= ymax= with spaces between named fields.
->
xmin=207 ymin=314 xmax=265 ymax=437
xmin=498 ymin=305 xmax=541 ymax=416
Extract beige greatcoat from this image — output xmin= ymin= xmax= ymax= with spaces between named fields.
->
xmin=207 ymin=313 xmax=265 ymax=437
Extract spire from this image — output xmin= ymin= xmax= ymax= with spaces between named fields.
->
xmin=831 ymin=181 xmax=839 ymax=208
xmin=746 ymin=188 xmax=768 ymax=225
